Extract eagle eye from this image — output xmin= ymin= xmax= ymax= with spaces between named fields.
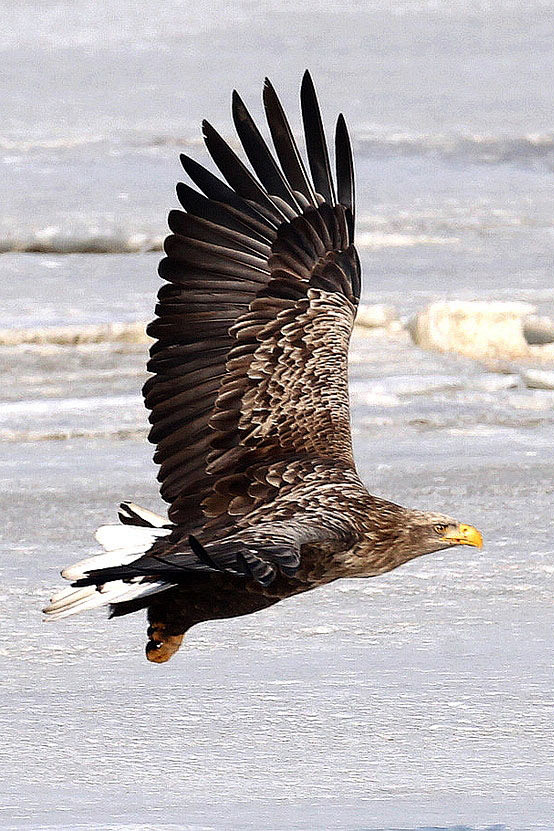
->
xmin=434 ymin=523 xmax=448 ymax=534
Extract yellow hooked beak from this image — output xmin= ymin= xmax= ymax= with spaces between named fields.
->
xmin=441 ymin=524 xmax=483 ymax=548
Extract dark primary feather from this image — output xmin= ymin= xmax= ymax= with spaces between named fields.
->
xmin=300 ymin=70 xmax=336 ymax=205
xmin=232 ymin=90 xmax=300 ymax=211
xmin=262 ymin=78 xmax=318 ymax=207
xmin=180 ymin=154 xmax=277 ymax=229
xmin=176 ymin=181 xmax=275 ymax=244
xmin=188 ymin=534 xmax=224 ymax=571
xmin=168 ymin=210 xmax=272 ymax=258
xmin=201 ymin=121 xmax=287 ymax=222
xmin=335 ymin=113 xmax=355 ymax=239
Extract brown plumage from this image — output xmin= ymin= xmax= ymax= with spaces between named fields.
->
xmin=44 ymin=72 xmax=483 ymax=662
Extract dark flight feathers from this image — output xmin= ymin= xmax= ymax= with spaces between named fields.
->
xmin=83 ymin=72 xmax=360 ymax=592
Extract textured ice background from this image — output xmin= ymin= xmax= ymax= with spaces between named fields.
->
xmin=1 ymin=0 xmax=553 ymax=827
xmin=1 ymin=354 xmax=553 ymax=830
xmin=1 ymin=291 xmax=553 ymax=831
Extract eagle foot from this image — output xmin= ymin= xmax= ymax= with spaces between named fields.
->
xmin=145 ymin=623 xmax=184 ymax=663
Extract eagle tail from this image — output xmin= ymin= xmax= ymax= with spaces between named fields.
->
xmin=43 ymin=503 xmax=175 ymax=620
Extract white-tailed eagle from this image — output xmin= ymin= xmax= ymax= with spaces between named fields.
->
xmin=44 ymin=73 xmax=482 ymax=662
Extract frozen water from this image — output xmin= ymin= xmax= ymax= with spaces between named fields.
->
xmin=1 ymin=431 xmax=553 ymax=829
xmin=1 ymin=0 xmax=552 ymax=827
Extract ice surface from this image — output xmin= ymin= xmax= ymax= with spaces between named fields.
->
xmin=1 ymin=429 xmax=553 ymax=830
xmin=1 ymin=1 xmax=552 ymax=826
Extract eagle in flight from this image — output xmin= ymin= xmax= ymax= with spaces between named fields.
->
xmin=44 ymin=72 xmax=483 ymax=662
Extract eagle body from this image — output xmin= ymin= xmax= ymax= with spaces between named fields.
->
xmin=44 ymin=73 xmax=482 ymax=661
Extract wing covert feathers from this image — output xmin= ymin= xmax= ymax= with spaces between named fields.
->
xmin=146 ymin=72 xmax=360 ymax=546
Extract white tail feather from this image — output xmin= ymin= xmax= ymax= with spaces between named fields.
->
xmin=43 ymin=504 xmax=174 ymax=621
xmin=94 ymin=523 xmax=170 ymax=553
xmin=44 ymin=578 xmax=173 ymax=620
xmin=61 ymin=525 xmax=171 ymax=580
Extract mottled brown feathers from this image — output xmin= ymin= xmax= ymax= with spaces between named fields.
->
xmin=72 ymin=72 xmax=367 ymax=638
xmin=43 ymin=73 xmax=483 ymax=663
xmin=145 ymin=76 xmax=359 ymax=550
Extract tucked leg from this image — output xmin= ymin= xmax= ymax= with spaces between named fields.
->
xmin=144 ymin=578 xmax=281 ymax=663
xmin=146 ymin=622 xmax=185 ymax=663
xmin=145 ymin=588 xmax=196 ymax=664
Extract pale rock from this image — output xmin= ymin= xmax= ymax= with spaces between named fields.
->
xmin=520 ymin=369 xmax=554 ymax=390
xmin=408 ymin=301 xmax=544 ymax=361
xmin=473 ymin=373 xmax=520 ymax=392
xmin=523 ymin=316 xmax=554 ymax=345
xmin=354 ymin=304 xmax=398 ymax=330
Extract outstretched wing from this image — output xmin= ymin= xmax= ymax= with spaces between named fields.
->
xmin=74 ymin=463 xmax=368 ymax=589
xmin=145 ymin=71 xmax=360 ymax=543
xmin=75 ymin=514 xmax=352 ymax=589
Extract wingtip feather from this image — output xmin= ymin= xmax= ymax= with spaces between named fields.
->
xmin=300 ymin=70 xmax=336 ymax=205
